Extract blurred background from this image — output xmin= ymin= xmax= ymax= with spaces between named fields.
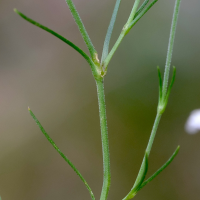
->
xmin=0 ymin=0 xmax=200 ymax=199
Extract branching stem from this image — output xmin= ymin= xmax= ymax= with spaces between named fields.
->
xmin=129 ymin=0 xmax=181 ymax=197
xmin=103 ymin=0 xmax=141 ymax=68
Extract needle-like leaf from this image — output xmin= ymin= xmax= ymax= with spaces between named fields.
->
xmin=28 ymin=107 xmax=95 ymax=200
xmin=14 ymin=9 xmax=99 ymax=78
xmin=101 ymin=0 xmax=121 ymax=64
xmin=134 ymin=0 xmax=149 ymax=19
xmin=65 ymin=0 xmax=97 ymax=62
xmin=122 ymin=152 xmax=148 ymax=200
xmin=127 ymin=0 xmax=158 ymax=31
xmin=138 ymin=146 xmax=180 ymax=191
xmin=165 ymin=66 xmax=176 ymax=103
xmin=157 ymin=66 xmax=163 ymax=101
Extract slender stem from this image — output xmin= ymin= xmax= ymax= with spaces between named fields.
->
xmin=127 ymin=0 xmax=158 ymax=32
xmin=103 ymin=31 xmax=125 ymax=68
xmin=131 ymin=112 xmax=162 ymax=190
xmin=130 ymin=0 xmax=182 ymax=193
xmin=65 ymin=0 xmax=97 ymax=60
xmin=103 ymin=0 xmax=141 ymax=68
xmin=103 ymin=0 xmax=145 ymax=68
xmin=146 ymin=113 xmax=162 ymax=155
xmin=162 ymin=0 xmax=181 ymax=99
xmin=96 ymin=79 xmax=111 ymax=200
xmin=127 ymin=0 xmax=141 ymax=25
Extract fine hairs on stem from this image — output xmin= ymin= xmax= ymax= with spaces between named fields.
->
xmin=13 ymin=0 xmax=182 ymax=200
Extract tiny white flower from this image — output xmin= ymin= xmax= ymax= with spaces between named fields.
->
xmin=185 ymin=109 xmax=200 ymax=134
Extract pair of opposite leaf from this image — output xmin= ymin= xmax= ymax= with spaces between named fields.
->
xmin=123 ymin=67 xmax=179 ymax=200
xmin=14 ymin=0 xmax=180 ymax=200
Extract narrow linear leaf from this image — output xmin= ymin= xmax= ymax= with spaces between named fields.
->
xmin=28 ymin=107 xmax=95 ymax=200
xmin=134 ymin=0 xmax=149 ymax=19
xmin=65 ymin=0 xmax=97 ymax=61
xmin=139 ymin=146 xmax=180 ymax=191
xmin=157 ymin=66 xmax=163 ymax=101
xmin=128 ymin=0 xmax=158 ymax=31
xmin=132 ymin=152 xmax=148 ymax=193
xmin=101 ymin=0 xmax=121 ymax=64
xmin=123 ymin=153 xmax=148 ymax=200
xmin=165 ymin=66 xmax=176 ymax=102
xmin=14 ymin=9 xmax=98 ymax=77
xmin=103 ymin=0 xmax=158 ymax=67
xmin=14 ymin=10 xmax=90 ymax=63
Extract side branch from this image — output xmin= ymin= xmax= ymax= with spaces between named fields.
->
xmin=65 ymin=0 xmax=98 ymax=62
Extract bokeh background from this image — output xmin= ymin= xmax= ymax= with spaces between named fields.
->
xmin=0 ymin=0 xmax=200 ymax=199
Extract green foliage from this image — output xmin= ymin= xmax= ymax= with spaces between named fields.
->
xmin=14 ymin=0 xmax=182 ymax=199
xmin=28 ymin=107 xmax=95 ymax=200
xmin=139 ymin=146 xmax=180 ymax=191
xmin=123 ymin=153 xmax=149 ymax=200
xmin=13 ymin=9 xmax=100 ymax=80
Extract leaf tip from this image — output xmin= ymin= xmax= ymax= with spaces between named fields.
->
xmin=13 ymin=8 xmax=19 ymax=14
xmin=173 ymin=66 xmax=176 ymax=73
xmin=28 ymin=106 xmax=31 ymax=111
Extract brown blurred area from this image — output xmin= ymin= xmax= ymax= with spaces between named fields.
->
xmin=0 ymin=0 xmax=200 ymax=199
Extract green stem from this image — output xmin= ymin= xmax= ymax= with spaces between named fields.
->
xmin=103 ymin=32 xmax=125 ymax=68
xmin=127 ymin=113 xmax=162 ymax=196
xmin=96 ymin=79 xmax=111 ymax=200
xmin=65 ymin=0 xmax=97 ymax=61
xmin=162 ymin=0 xmax=181 ymax=99
xmin=129 ymin=0 xmax=182 ymax=194
xmin=103 ymin=0 xmax=142 ymax=68
xmin=146 ymin=113 xmax=162 ymax=155
xmin=127 ymin=0 xmax=141 ymax=25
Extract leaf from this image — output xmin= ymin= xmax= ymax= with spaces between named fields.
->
xmin=157 ymin=66 xmax=163 ymax=102
xmin=14 ymin=9 xmax=99 ymax=78
xmin=134 ymin=0 xmax=149 ymax=19
xmin=123 ymin=152 xmax=148 ymax=200
xmin=101 ymin=0 xmax=121 ymax=64
xmin=165 ymin=66 xmax=176 ymax=103
xmin=28 ymin=107 xmax=95 ymax=200
xmin=14 ymin=9 xmax=89 ymax=61
xmin=138 ymin=146 xmax=180 ymax=191
xmin=65 ymin=0 xmax=97 ymax=61
xmin=128 ymin=0 xmax=158 ymax=31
